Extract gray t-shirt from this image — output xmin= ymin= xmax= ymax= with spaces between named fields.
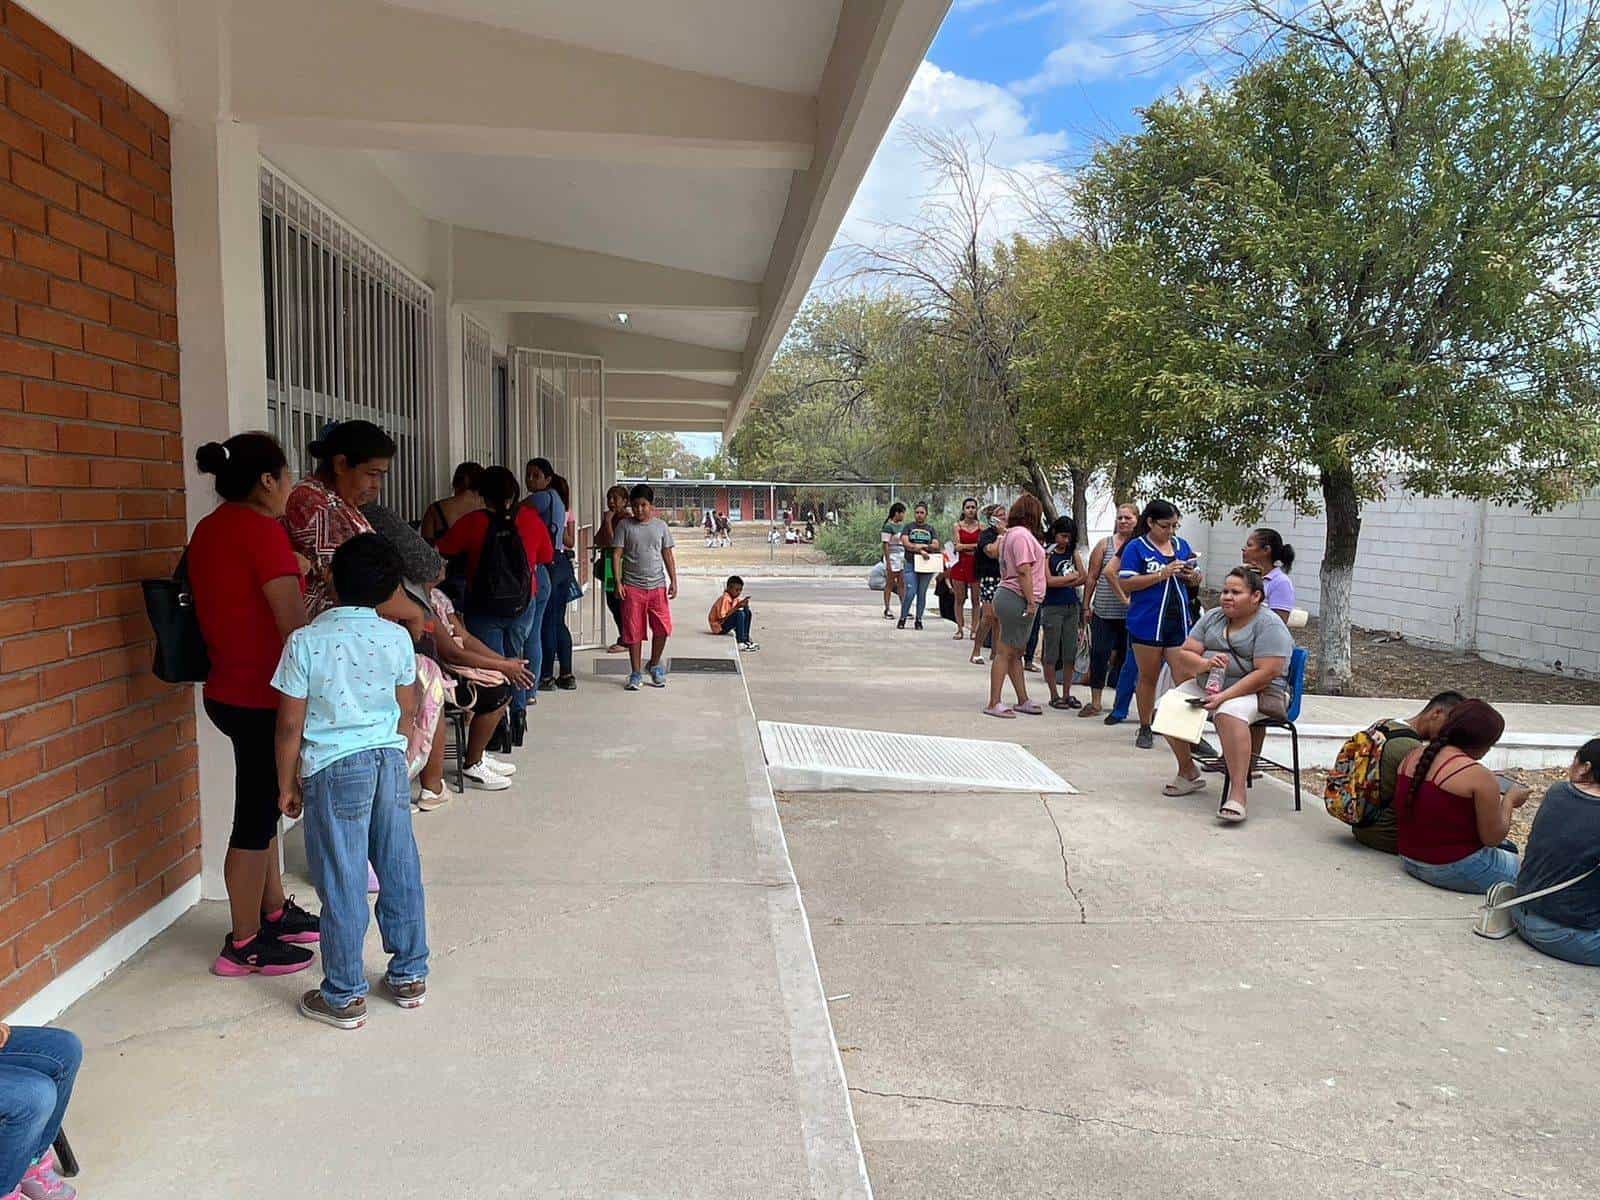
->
xmin=1190 ymin=606 xmax=1293 ymax=694
xmin=614 ymin=516 xmax=675 ymax=589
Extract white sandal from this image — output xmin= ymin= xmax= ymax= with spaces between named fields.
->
xmin=1163 ymin=772 xmax=1206 ymax=797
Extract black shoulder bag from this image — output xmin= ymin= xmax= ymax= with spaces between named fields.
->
xmin=142 ymin=551 xmax=210 ymax=684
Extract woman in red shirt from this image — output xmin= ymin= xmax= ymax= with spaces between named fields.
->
xmin=187 ymin=432 xmax=320 ymax=978
xmin=435 ymin=466 xmax=553 ymax=746
xmin=1395 ymin=699 xmax=1529 ymax=892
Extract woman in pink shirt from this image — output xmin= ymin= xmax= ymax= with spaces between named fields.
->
xmin=986 ymin=493 xmax=1047 ymax=718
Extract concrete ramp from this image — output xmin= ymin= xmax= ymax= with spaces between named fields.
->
xmin=760 ymin=721 xmax=1075 ymax=795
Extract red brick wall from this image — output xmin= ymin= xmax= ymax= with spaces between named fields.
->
xmin=0 ymin=3 xmax=192 ymax=1016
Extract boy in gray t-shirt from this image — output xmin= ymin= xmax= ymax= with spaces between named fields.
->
xmin=609 ymin=484 xmax=678 ymax=690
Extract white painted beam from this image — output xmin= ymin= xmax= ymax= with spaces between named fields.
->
xmin=517 ymin=316 xmax=743 ymax=376
xmin=228 ymin=0 xmax=816 ymax=169
xmin=453 ymin=229 xmax=760 ymax=314
xmin=607 ymin=416 xmax=726 ymax=433
xmin=608 ymin=401 xmax=732 ymax=426
xmin=606 ymin=375 xmax=737 ymax=406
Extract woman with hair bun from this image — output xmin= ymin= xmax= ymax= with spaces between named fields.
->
xmin=283 ymin=419 xmax=396 ymax=616
xmin=187 ymin=432 xmax=321 ymax=978
xmin=1395 ymin=699 xmax=1529 ymax=893
xmin=1242 ymin=527 xmax=1296 ymax=621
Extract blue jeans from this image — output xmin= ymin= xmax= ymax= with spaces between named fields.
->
xmin=0 ymin=1026 xmax=81 ymax=1192
xmin=469 ymin=597 xmax=539 ymax=714
xmin=1401 ymin=846 xmax=1519 ymax=894
xmin=302 ymin=748 xmax=428 ymax=1008
xmin=1109 ymin=631 xmax=1139 ymax=720
xmin=718 ymin=607 xmax=753 ymax=642
xmin=900 ymin=570 xmax=931 ymax=621
xmin=541 ymin=555 xmax=575 ymax=679
xmin=1512 ymin=910 xmax=1600 ymax=966
xmin=520 ymin=564 xmax=552 ymax=704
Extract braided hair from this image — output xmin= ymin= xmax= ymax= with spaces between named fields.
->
xmin=1399 ymin=699 xmax=1505 ymax=816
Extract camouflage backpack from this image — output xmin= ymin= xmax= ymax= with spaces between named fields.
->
xmin=1323 ymin=721 xmax=1403 ymax=826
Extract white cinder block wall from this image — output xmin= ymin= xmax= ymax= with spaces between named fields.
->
xmin=1183 ymin=485 xmax=1600 ymax=679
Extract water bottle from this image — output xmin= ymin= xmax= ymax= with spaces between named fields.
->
xmin=1205 ymin=664 xmax=1225 ymax=695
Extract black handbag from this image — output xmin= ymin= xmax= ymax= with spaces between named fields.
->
xmin=141 ymin=551 xmax=209 ymax=684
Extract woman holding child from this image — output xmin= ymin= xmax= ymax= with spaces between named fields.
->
xmin=1158 ymin=566 xmax=1293 ymax=823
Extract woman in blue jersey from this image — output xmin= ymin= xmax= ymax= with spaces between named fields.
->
xmin=1108 ymin=499 xmax=1201 ymax=749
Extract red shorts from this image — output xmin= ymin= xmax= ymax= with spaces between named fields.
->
xmin=621 ymin=585 xmax=672 ymax=643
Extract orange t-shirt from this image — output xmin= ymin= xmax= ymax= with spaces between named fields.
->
xmin=708 ymin=593 xmax=740 ymax=632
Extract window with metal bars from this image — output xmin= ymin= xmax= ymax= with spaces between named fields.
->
xmin=461 ymin=313 xmax=501 ymax=468
xmin=260 ymin=162 xmax=438 ymax=520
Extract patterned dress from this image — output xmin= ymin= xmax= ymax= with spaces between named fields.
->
xmin=283 ymin=477 xmax=374 ymax=617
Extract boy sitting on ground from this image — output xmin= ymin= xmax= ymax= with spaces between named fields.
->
xmin=709 ymin=575 xmax=759 ymax=652
xmin=1351 ymin=690 xmax=1465 ymax=853
xmin=611 ymin=483 xmax=678 ymax=690
xmin=274 ymin=533 xmax=430 ymax=1029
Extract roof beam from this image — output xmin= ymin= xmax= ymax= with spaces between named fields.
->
xmin=516 ymin=316 xmax=742 ymax=376
xmin=228 ymin=0 xmax=815 ymax=169
xmin=453 ymin=229 xmax=759 ymax=314
xmin=607 ymin=416 xmax=726 ymax=434
xmin=607 ymin=401 xmax=732 ymax=426
xmin=605 ymin=375 xmax=737 ymax=406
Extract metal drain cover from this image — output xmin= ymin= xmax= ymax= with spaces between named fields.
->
xmin=759 ymin=721 xmax=1075 ymax=794
xmin=593 ymin=657 xmax=740 ymax=676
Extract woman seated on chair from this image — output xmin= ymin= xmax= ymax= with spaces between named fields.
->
xmin=1394 ymin=699 xmax=1528 ymax=893
xmin=1159 ymin=566 xmax=1293 ymax=824
xmin=1508 ymin=737 xmax=1600 ymax=966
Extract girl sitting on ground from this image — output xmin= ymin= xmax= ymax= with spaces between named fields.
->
xmin=1394 ymin=700 xmax=1530 ymax=893
xmin=1505 ymin=737 xmax=1600 ymax=966
xmin=1159 ymin=566 xmax=1292 ymax=823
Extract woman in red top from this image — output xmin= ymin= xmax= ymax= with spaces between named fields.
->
xmin=948 ymin=496 xmax=983 ymax=640
xmin=1395 ymin=699 xmax=1529 ymax=893
xmin=187 ymin=432 xmax=320 ymax=978
xmin=435 ymin=465 xmax=553 ymax=745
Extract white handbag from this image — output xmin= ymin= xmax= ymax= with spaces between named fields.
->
xmin=1474 ymin=866 xmax=1598 ymax=939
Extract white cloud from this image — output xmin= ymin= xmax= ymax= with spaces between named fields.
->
xmin=679 ymin=432 xmax=722 ymax=458
xmin=833 ymin=61 xmax=1072 ymax=252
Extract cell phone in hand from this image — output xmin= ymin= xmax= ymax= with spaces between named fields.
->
xmin=1497 ymin=774 xmax=1517 ymax=795
xmin=1187 ymin=697 xmax=1208 ymax=707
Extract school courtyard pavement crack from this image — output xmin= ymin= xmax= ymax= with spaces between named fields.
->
xmin=1040 ymin=793 xmax=1087 ymax=924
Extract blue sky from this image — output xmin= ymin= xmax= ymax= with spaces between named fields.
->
xmin=679 ymin=0 xmax=1201 ymax=460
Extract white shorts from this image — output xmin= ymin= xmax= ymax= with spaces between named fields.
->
xmin=1171 ymin=678 xmax=1264 ymax=724
xmin=887 ymin=552 xmax=905 ymax=573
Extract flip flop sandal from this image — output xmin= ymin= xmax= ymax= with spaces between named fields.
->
xmin=1076 ymin=704 xmax=1102 ymax=718
xmin=1049 ymin=697 xmax=1072 ymax=710
xmin=983 ymin=704 xmax=1017 ymax=719
xmin=1064 ymin=696 xmax=1082 ymax=708
xmin=1012 ymin=700 xmax=1044 ymax=715
xmin=1163 ymin=773 xmax=1207 ymax=796
xmin=1217 ymin=798 xmax=1248 ymax=823
xmin=969 ymin=654 xmax=985 ymax=665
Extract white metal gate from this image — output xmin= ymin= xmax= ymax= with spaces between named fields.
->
xmin=461 ymin=313 xmax=499 ymax=468
xmin=260 ymin=162 xmax=438 ymax=520
xmin=508 ymin=348 xmax=606 ymax=645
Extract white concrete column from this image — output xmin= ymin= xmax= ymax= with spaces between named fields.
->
xmin=172 ymin=114 xmax=270 ymax=899
xmin=427 ymin=220 xmax=462 ymax=489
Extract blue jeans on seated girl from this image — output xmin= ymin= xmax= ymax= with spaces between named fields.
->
xmin=1401 ymin=846 xmax=1519 ymax=894
xmin=468 ymin=595 xmax=539 ymax=713
xmin=0 ymin=1025 xmax=81 ymax=1193
xmin=302 ymin=747 xmax=428 ymax=1009
xmin=1512 ymin=910 xmax=1600 ymax=967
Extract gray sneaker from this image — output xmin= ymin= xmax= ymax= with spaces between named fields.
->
xmin=383 ymin=976 xmax=427 ymax=1009
xmin=298 ymin=989 xmax=366 ymax=1030
xmin=624 ymin=672 xmax=643 ymax=691
xmin=1135 ymin=726 xmax=1154 ymax=750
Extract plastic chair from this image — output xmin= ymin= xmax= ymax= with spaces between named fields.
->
xmin=1218 ymin=646 xmax=1307 ymax=811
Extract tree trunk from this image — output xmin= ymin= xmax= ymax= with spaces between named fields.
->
xmin=1022 ymin=458 xmax=1059 ymax=522
xmin=1318 ymin=464 xmax=1362 ymax=695
xmin=1068 ymin=464 xmax=1089 ymax=536
xmin=1110 ymin=457 xmax=1138 ymax=506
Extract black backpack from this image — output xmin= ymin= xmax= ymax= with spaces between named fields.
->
xmin=470 ymin=511 xmax=532 ymax=618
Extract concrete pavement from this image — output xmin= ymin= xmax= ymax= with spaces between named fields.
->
xmin=740 ymin=579 xmax=1600 ymax=1200
xmin=49 ymin=579 xmax=864 ymax=1200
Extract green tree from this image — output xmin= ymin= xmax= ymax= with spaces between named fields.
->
xmin=1077 ymin=0 xmax=1600 ymax=689
xmin=615 ymin=431 xmax=703 ymax=478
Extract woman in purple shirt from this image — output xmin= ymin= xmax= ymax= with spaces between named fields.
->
xmin=1242 ymin=528 xmax=1296 ymax=621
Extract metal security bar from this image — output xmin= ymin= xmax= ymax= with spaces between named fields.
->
xmin=260 ymin=162 xmax=438 ymax=520
xmin=508 ymin=347 xmax=606 ymax=645
xmin=461 ymin=313 xmax=499 ymax=468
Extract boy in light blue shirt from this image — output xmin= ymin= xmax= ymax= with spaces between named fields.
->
xmin=273 ymin=533 xmax=428 ymax=1029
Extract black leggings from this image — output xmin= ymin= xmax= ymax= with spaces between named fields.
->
xmin=1088 ymin=614 xmax=1127 ymax=690
xmin=604 ymin=590 xmax=624 ymax=641
xmin=204 ymin=699 xmax=281 ymax=852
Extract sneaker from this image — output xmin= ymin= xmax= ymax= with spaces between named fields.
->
xmin=538 ymin=676 xmax=556 ymax=692
xmin=463 ymin=761 xmax=511 ymax=791
xmin=478 ymin=751 xmax=517 ymax=777
xmin=914 ymin=620 xmax=924 ymax=631
xmin=648 ymin=665 xmax=667 ymax=688
xmin=1104 ymin=713 xmax=1125 ymax=726
xmin=415 ymin=786 xmax=450 ymax=812
xmin=260 ymin=895 xmax=320 ymax=945
xmin=383 ymin=976 xmax=427 ymax=1009
xmin=20 ymin=1155 xmax=74 ymax=1200
xmin=1193 ymin=737 xmax=1219 ymax=758
xmin=738 ymin=641 xmax=761 ymax=652
xmin=211 ymin=932 xmax=314 ymax=978
xmin=625 ymin=672 xmax=643 ymax=691
xmin=1135 ymin=725 xmax=1154 ymax=749
xmin=897 ymin=617 xmax=907 ymax=629
xmin=298 ymin=989 xmax=366 ymax=1030
xmin=555 ymin=674 xmax=577 ymax=691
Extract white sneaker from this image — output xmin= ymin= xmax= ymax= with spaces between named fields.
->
xmin=738 ymin=641 xmax=760 ymax=652
xmin=478 ymin=751 xmax=517 ymax=777
xmin=462 ymin=762 xmax=510 ymax=791
xmin=415 ymin=787 xmax=450 ymax=812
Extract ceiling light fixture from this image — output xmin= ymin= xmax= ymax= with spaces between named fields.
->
xmin=612 ymin=312 xmax=630 ymax=326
